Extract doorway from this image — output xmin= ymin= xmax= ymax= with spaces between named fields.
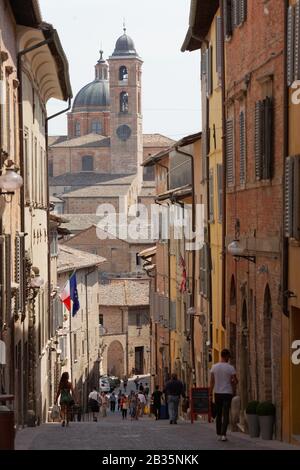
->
xmin=135 ymin=347 xmax=144 ymax=375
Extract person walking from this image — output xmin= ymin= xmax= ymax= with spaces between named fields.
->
xmin=117 ymin=390 xmax=122 ymax=411
xmin=152 ymin=385 xmax=162 ymax=420
xmin=144 ymin=383 xmax=150 ymax=399
xmin=134 ymin=376 xmax=140 ymax=391
xmin=100 ymin=392 xmax=108 ymax=417
xmin=109 ymin=391 xmax=117 ymax=412
xmin=88 ymin=387 xmax=100 ymax=422
xmin=210 ymin=348 xmax=238 ymax=442
xmin=138 ymin=390 xmax=146 ymax=416
xmin=164 ymin=373 xmax=185 ymax=424
xmin=123 ymin=376 xmax=128 ymax=392
xmin=55 ymin=372 xmax=75 ymax=427
xmin=121 ymin=394 xmax=129 ymax=420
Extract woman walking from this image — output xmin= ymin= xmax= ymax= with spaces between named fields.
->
xmin=100 ymin=392 xmax=108 ymax=417
xmin=121 ymin=394 xmax=129 ymax=420
xmin=55 ymin=372 xmax=75 ymax=427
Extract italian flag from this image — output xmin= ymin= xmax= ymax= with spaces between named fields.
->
xmin=59 ymin=279 xmax=71 ymax=312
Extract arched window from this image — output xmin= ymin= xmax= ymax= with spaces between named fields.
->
xmin=120 ymin=92 xmax=129 ymax=113
xmin=75 ymin=121 xmax=81 ymax=137
xmin=230 ymin=275 xmax=236 ymax=306
xmin=91 ymin=120 xmax=102 ymax=134
xmin=263 ymin=284 xmax=273 ymax=401
xmin=82 ymin=155 xmax=94 ymax=171
xmin=119 ymin=66 xmax=128 ymax=81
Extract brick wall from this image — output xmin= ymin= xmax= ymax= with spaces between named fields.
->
xmin=224 ymin=0 xmax=284 ymax=437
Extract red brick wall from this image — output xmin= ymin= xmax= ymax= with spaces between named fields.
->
xmin=224 ymin=0 xmax=284 ymax=438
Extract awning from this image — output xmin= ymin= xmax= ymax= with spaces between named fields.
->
xmin=156 ymin=184 xmax=192 ymax=202
xmin=139 ymin=246 xmax=157 ymax=259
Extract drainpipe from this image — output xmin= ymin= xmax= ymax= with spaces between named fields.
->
xmin=283 ymin=0 xmax=289 ymax=317
xmin=220 ymin=0 xmax=227 ymax=330
xmin=174 ymin=146 xmax=196 ymax=385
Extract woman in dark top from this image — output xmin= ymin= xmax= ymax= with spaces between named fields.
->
xmin=55 ymin=372 xmax=75 ymax=427
xmin=152 ymin=385 xmax=163 ymax=420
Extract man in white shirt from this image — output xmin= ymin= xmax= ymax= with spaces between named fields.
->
xmin=210 ymin=349 xmax=238 ymax=442
xmin=137 ymin=392 xmax=146 ymax=416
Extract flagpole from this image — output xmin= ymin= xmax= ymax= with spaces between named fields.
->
xmin=69 ymin=307 xmax=73 ymax=384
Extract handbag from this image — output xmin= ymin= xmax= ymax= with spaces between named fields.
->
xmin=50 ymin=404 xmax=60 ymax=420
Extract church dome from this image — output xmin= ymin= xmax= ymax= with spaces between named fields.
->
xmin=112 ymin=30 xmax=138 ymax=57
xmin=72 ymin=79 xmax=110 ymax=111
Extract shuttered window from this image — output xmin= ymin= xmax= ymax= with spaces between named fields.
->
xmin=295 ymin=2 xmax=300 ymax=82
xmin=287 ymin=2 xmax=300 ymax=86
xmin=287 ymin=6 xmax=295 ymax=87
xmin=207 ymin=47 xmax=213 ymax=97
xmin=200 ymin=244 xmax=210 ymax=299
xmin=226 ymin=118 xmax=235 ymax=187
xmin=209 ymin=169 xmax=214 ymax=223
xmin=254 ymin=97 xmax=273 ymax=181
xmin=284 ymin=155 xmax=300 ymax=240
xmin=216 ymin=17 xmax=222 ymax=84
xmin=239 ymin=110 xmax=246 ymax=184
xmin=217 ymin=164 xmax=223 ymax=222
xmin=14 ymin=234 xmax=25 ymax=318
xmin=201 ymin=49 xmax=207 ymax=79
xmin=224 ymin=0 xmax=247 ymax=38
xmin=0 ymin=235 xmax=11 ymax=325
xmin=224 ymin=0 xmax=233 ymax=38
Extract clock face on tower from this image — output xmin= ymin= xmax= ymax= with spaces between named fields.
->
xmin=116 ymin=124 xmax=132 ymax=141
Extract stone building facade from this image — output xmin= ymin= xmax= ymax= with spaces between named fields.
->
xmin=98 ymin=279 xmax=150 ymax=378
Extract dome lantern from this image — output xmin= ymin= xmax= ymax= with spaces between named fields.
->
xmin=95 ymin=50 xmax=109 ymax=81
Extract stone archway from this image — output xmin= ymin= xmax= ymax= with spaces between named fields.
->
xmin=107 ymin=341 xmax=124 ymax=378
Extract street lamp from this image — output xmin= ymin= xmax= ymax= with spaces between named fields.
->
xmin=228 ymin=239 xmax=256 ymax=264
xmin=0 ymin=161 xmax=23 ymax=195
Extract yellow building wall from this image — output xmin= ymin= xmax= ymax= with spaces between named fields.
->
xmin=207 ymin=10 xmax=225 ymax=361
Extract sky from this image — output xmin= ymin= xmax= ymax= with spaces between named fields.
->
xmin=39 ymin=0 xmax=201 ymax=140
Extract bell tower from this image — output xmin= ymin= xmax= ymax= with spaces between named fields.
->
xmin=108 ymin=27 xmax=143 ymax=177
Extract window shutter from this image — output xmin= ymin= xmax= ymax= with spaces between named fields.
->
xmin=216 ymin=17 xmax=222 ymax=81
xmin=287 ymin=5 xmax=295 ymax=87
xmin=284 ymin=156 xmax=294 ymax=238
xmin=263 ymin=97 xmax=273 ymax=180
xmin=224 ymin=0 xmax=233 ymax=38
xmin=207 ymin=47 xmax=213 ymax=97
xmin=232 ymin=0 xmax=239 ymax=29
xmin=201 ymin=49 xmax=207 ymax=79
xmin=295 ymin=2 xmax=300 ymax=81
xmin=217 ymin=164 xmax=223 ymax=222
xmin=255 ymin=101 xmax=263 ymax=180
xmin=226 ymin=118 xmax=234 ymax=186
xmin=239 ymin=110 xmax=246 ymax=184
xmin=1 ymin=235 xmax=12 ymax=324
xmin=293 ymin=156 xmax=300 ymax=240
xmin=209 ymin=169 xmax=214 ymax=222
xmin=202 ymin=129 xmax=207 ymax=180
xmin=240 ymin=0 xmax=247 ymax=24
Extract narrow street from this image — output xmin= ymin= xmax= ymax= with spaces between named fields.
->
xmin=15 ymin=413 xmax=297 ymax=451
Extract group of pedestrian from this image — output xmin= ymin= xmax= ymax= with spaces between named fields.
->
xmin=54 ymin=348 xmax=237 ymax=442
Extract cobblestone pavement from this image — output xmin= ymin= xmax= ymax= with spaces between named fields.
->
xmin=15 ymin=412 xmax=299 ymax=450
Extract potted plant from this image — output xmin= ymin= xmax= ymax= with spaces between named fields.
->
xmin=256 ymin=401 xmax=276 ymax=440
xmin=245 ymin=401 xmax=260 ymax=438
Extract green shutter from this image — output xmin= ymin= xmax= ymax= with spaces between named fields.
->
xmin=263 ymin=97 xmax=273 ymax=180
xmin=284 ymin=156 xmax=294 ymax=238
xmin=294 ymin=2 xmax=300 ymax=81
